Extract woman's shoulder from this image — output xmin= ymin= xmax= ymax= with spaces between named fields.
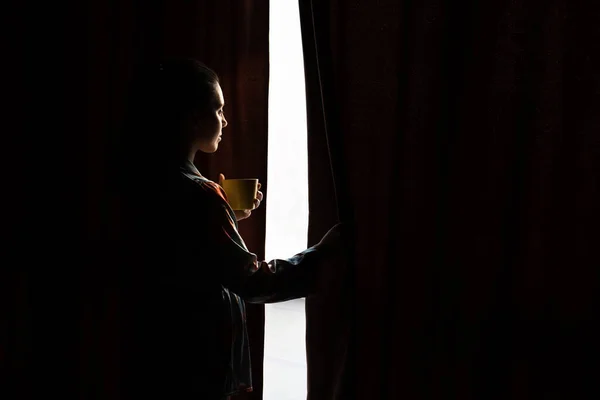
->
xmin=177 ymin=171 xmax=238 ymax=227
xmin=178 ymin=170 xmax=228 ymax=205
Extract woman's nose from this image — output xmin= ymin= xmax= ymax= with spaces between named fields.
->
xmin=222 ymin=115 xmax=228 ymax=128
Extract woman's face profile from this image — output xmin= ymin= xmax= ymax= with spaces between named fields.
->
xmin=195 ymin=83 xmax=228 ymax=153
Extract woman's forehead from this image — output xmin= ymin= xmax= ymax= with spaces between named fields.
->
xmin=213 ymin=83 xmax=225 ymax=106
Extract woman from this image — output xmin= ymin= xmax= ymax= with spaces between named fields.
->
xmin=116 ymin=58 xmax=341 ymax=399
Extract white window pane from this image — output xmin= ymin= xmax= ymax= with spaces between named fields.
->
xmin=264 ymin=0 xmax=308 ymax=399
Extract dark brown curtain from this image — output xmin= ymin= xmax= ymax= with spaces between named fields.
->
xmin=302 ymin=0 xmax=600 ymax=399
xmin=4 ymin=1 xmax=269 ymax=399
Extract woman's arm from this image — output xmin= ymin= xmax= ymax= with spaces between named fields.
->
xmin=186 ymin=180 xmax=343 ymax=303
xmin=222 ymin=223 xmax=342 ymax=303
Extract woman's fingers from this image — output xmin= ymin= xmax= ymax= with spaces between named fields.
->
xmin=235 ymin=209 xmax=251 ymax=221
xmin=250 ymin=190 xmax=263 ymax=210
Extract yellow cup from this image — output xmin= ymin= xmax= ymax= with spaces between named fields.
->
xmin=221 ymin=179 xmax=259 ymax=210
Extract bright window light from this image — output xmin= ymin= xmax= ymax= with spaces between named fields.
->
xmin=263 ymin=1 xmax=309 ymax=399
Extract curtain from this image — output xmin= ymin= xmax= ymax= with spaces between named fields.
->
xmin=302 ymin=0 xmax=600 ymax=398
xmin=4 ymin=1 xmax=269 ymax=399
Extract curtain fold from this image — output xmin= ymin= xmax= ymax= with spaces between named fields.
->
xmin=300 ymin=1 xmax=355 ymax=399
xmin=302 ymin=0 xmax=599 ymax=399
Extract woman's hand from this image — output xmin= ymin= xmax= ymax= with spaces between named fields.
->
xmin=219 ymin=173 xmax=263 ymax=221
xmin=314 ymin=223 xmax=344 ymax=252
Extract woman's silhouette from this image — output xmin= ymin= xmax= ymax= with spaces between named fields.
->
xmin=114 ymin=58 xmax=341 ymax=399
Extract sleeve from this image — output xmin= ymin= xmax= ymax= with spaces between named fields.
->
xmin=186 ymin=179 xmax=343 ymax=304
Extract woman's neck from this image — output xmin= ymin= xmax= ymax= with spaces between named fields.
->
xmin=182 ymin=158 xmax=202 ymax=177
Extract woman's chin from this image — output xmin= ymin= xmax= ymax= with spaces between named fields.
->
xmin=198 ymin=144 xmax=219 ymax=154
xmin=198 ymin=137 xmax=222 ymax=153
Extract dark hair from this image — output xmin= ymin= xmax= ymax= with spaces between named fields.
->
xmin=142 ymin=58 xmax=220 ymax=124
xmin=126 ymin=58 xmax=219 ymax=144
xmin=111 ymin=58 xmax=219 ymax=191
